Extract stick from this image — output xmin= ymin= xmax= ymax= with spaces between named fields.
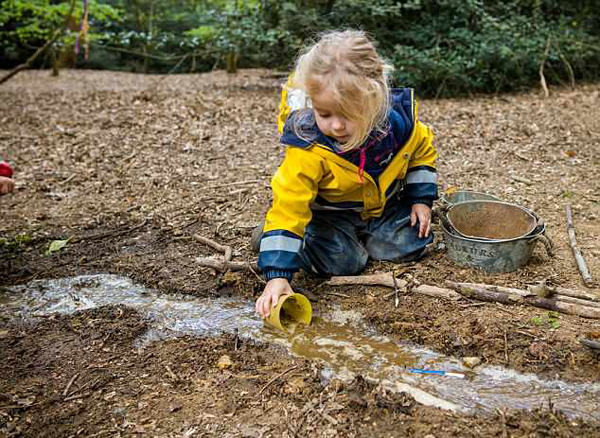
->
xmin=258 ymin=365 xmax=298 ymax=395
xmin=165 ymin=366 xmax=179 ymax=382
xmin=193 ymin=234 xmax=230 ymax=253
xmin=463 ymin=283 xmax=533 ymax=298
xmin=326 ymin=274 xmax=461 ymax=301
xmin=320 ymin=291 xmax=350 ymax=299
xmin=461 ymin=281 xmax=600 ymax=306
xmin=524 ymin=296 xmax=600 ymax=319
xmin=546 ymin=286 xmax=600 ymax=303
xmin=193 ymin=234 xmax=237 ymax=273
xmin=550 ymin=294 xmax=600 ymax=309
xmin=63 ymin=373 xmax=80 ymax=397
xmin=446 ymin=281 xmax=600 ymax=319
xmin=565 ymin=205 xmax=593 ymax=286
xmin=195 ymin=257 xmax=257 ymax=273
xmin=445 ymin=282 xmax=523 ymax=305
xmin=412 ymin=285 xmax=461 ymax=301
xmin=207 ymin=180 xmax=262 ymax=189
xmin=323 ymin=273 xmax=406 ymax=289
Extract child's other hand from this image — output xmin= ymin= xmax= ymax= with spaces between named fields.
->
xmin=0 ymin=176 xmax=14 ymax=195
xmin=256 ymin=278 xmax=293 ymax=319
xmin=410 ymin=203 xmax=431 ymax=238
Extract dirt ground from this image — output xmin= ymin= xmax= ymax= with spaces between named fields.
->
xmin=1 ymin=69 xmax=599 ymax=437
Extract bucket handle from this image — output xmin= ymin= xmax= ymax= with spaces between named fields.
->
xmin=534 ymin=231 xmax=554 ymax=257
xmin=532 ymin=217 xmax=554 ymax=257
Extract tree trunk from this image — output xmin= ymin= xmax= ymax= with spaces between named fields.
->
xmin=51 ymin=45 xmax=60 ymax=77
xmin=226 ymin=51 xmax=238 ymax=74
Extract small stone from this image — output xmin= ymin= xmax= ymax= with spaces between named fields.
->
xmin=463 ymin=357 xmax=482 ymax=368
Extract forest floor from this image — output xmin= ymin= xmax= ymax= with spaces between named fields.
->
xmin=0 ymin=69 xmax=599 ymax=437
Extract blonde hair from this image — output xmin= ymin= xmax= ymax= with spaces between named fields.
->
xmin=292 ymin=30 xmax=394 ymax=152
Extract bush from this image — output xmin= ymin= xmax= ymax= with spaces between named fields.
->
xmin=1 ymin=0 xmax=598 ymax=97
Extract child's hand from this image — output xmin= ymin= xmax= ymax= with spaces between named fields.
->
xmin=0 ymin=176 xmax=14 ymax=195
xmin=256 ymin=278 xmax=293 ymax=319
xmin=410 ymin=203 xmax=431 ymax=238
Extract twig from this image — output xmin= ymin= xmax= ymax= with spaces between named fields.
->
xmin=310 ymin=405 xmax=339 ymax=425
xmin=258 ymin=365 xmax=298 ymax=395
xmin=514 ymin=151 xmax=531 ymax=162
xmin=59 ymin=173 xmax=77 ymax=185
xmin=63 ymin=394 xmax=85 ymax=402
xmin=193 ymin=234 xmax=230 ymax=253
xmin=511 ymin=176 xmax=533 ymax=185
xmin=412 ymin=284 xmax=462 ymax=301
xmin=165 ymin=365 xmax=179 ymax=382
xmin=63 ymin=373 xmax=80 ymax=397
xmin=326 ymin=274 xmax=461 ymax=300
xmin=556 ymin=41 xmax=575 ymax=88
xmin=565 ymin=204 xmax=593 ymax=286
xmin=247 ymin=258 xmax=266 ymax=284
xmin=195 ymin=257 xmax=258 ymax=273
xmin=446 ymin=281 xmax=600 ymax=319
xmin=458 ymin=302 xmax=487 ymax=307
xmin=320 ymin=291 xmax=350 ymax=299
xmin=207 ymin=180 xmax=262 ymax=189
xmin=194 ymin=234 xmax=236 ymax=273
xmin=545 ymin=285 xmax=600 ymax=302
xmin=539 ymin=36 xmax=552 ymax=98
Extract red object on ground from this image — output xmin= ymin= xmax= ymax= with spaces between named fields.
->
xmin=0 ymin=161 xmax=13 ymax=178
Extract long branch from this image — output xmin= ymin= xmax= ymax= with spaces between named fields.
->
xmin=565 ymin=204 xmax=593 ymax=286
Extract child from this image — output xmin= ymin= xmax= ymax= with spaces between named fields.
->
xmin=0 ymin=161 xmax=14 ymax=195
xmin=0 ymin=177 xmax=14 ymax=195
xmin=255 ymin=30 xmax=438 ymax=318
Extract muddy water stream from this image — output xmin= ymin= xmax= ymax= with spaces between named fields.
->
xmin=1 ymin=274 xmax=598 ymax=421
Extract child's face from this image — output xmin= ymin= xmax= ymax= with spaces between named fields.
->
xmin=311 ymin=87 xmax=358 ymax=145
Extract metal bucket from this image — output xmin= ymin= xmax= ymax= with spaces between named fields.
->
xmin=441 ymin=217 xmax=552 ymax=273
xmin=446 ymin=200 xmax=537 ymax=241
xmin=441 ymin=190 xmax=500 ymax=206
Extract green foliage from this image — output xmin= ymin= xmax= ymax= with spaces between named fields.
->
xmin=45 ymin=238 xmax=71 ymax=256
xmin=0 ymin=0 xmax=121 ymax=67
xmin=386 ymin=1 xmax=600 ymax=96
xmin=1 ymin=0 xmax=599 ymax=96
xmin=532 ymin=311 xmax=561 ymax=330
xmin=0 ymin=234 xmax=31 ymax=252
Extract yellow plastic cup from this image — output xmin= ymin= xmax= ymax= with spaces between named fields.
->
xmin=265 ymin=292 xmax=312 ymax=333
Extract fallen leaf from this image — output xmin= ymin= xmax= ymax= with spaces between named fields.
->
xmin=217 ymin=355 xmax=233 ymax=369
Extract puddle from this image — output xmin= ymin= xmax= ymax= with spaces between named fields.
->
xmin=1 ymin=274 xmax=599 ymax=421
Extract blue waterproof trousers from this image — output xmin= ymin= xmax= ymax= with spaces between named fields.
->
xmin=298 ymin=197 xmax=433 ymax=277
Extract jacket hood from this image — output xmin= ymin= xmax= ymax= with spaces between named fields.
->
xmin=280 ymin=88 xmax=416 ymax=150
